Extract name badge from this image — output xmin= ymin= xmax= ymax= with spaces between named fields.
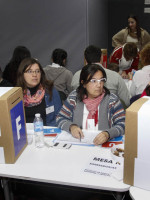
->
xmin=46 ymin=106 xmax=54 ymax=114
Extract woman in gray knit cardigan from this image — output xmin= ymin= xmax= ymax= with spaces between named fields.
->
xmin=56 ymin=64 xmax=125 ymax=145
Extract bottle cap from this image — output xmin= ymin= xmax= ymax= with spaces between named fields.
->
xmin=35 ymin=113 xmax=40 ymax=117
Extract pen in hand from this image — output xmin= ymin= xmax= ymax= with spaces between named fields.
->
xmin=79 ymin=133 xmax=81 ymax=142
xmin=70 ymin=125 xmax=84 ymax=141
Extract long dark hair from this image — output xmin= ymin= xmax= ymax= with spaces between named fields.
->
xmin=3 ymin=46 xmax=31 ymax=86
xmin=77 ymin=64 xmax=110 ymax=101
xmin=127 ymin=14 xmax=141 ymax=41
xmin=17 ymin=57 xmax=53 ymax=98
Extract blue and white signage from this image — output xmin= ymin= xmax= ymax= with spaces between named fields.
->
xmin=10 ymin=100 xmax=26 ymax=157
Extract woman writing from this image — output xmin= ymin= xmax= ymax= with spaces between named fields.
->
xmin=112 ymin=14 xmax=150 ymax=51
xmin=56 ymin=64 xmax=125 ymax=145
xmin=17 ymin=57 xmax=62 ymax=126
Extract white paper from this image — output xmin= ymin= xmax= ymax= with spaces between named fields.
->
xmin=54 ymin=130 xmax=101 ymax=145
xmin=0 ymin=87 xmax=13 ymax=97
xmin=137 ymin=97 xmax=150 ymax=159
xmin=134 ymin=158 xmax=150 ymax=191
xmin=0 ymin=147 xmax=5 ymax=163
xmin=84 ymin=155 xmax=122 ymax=177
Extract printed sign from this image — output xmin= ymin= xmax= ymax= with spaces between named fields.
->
xmin=84 ymin=156 xmax=122 ymax=177
xmin=10 ymin=101 xmax=26 ymax=157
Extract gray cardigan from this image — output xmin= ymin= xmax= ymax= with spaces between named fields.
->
xmin=56 ymin=91 xmax=125 ymax=140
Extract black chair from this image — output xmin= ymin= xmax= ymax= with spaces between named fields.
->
xmin=130 ymin=94 xmax=141 ymax=105
xmin=58 ymin=91 xmax=67 ymax=103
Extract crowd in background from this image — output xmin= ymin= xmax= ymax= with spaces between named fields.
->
xmin=1 ymin=13 xmax=150 ymax=200
xmin=0 ymin=14 xmax=150 ymax=144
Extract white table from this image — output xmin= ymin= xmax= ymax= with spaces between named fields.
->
xmin=0 ymin=129 xmax=130 ymax=200
xmin=129 ymin=186 xmax=150 ymax=200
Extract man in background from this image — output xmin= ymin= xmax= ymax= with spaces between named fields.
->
xmin=71 ymin=45 xmax=130 ymax=107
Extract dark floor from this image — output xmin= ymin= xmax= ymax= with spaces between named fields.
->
xmin=0 ymin=180 xmax=132 ymax=200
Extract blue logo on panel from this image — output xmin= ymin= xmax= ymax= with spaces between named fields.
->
xmin=10 ymin=100 xmax=26 ymax=157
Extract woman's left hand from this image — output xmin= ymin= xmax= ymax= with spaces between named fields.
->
xmin=93 ymin=131 xmax=109 ymax=145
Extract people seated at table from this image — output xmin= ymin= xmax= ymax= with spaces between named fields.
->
xmin=71 ymin=45 xmax=130 ymax=107
xmin=0 ymin=66 xmax=12 ymax=87
xmin=44 ymin=48 xmax=73 ymax=102
xmin=109 ymin=42 xmax=139 ymax=79
xmin=56 ymin=64 xmax=125 ymax=145
xmin=3 ymin=46 xmax=31 ymax=86
xmin=129 ymin=42 xmax=150 ymax=100
xmin=16 ymin=57 xmax=62 ymax=126
xmin=112 ymin=14 xmax=150 ymax=51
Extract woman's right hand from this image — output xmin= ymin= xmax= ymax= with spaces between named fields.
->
xmin=69 ymin=125 xmax=84 ymax=139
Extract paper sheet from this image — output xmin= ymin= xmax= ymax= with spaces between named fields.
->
xmin=84 ymin=155 xmax=123 ymax=177
xmin=54 ymin=130 xmax=101 ymax=145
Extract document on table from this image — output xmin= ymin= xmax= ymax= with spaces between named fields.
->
xmin=54 ymin=130 xmax=102 ymax=145
xmin=84 ymin=155 xmax=123 ymax=178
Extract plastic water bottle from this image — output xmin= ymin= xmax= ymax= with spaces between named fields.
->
xmin=33 ymin=113 xmax=44 ymax=148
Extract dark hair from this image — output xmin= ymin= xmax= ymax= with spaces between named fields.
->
xmin=77 ymin=64 xmax=110 ymax=101
xmin=17 ymin=57 xmax=53 ymax=98
xmin=107 ymin=63 xmax=119 ymax=72
xmin=123 ymin=42 xmax=138 ymax=60
xmin=12 ymin=46 xmax=31 ymax=62
xmin=84 ymin=45 xmax=102 ymax=64
xmin=145 ymin=84 xmax=150 ymax=96
xmin=3 ymin=46 xmax=31 ymax=86
xmin=52 ymin=48 xmax=67 ymax=66
xmin=127 ymin=14 xmax=141 ymax=41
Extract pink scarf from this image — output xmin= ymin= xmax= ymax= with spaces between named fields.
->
xmin=83 ymin=91 xmax=105 ymax=127
xmin=23 ymin=84 xmax=45 ymax=107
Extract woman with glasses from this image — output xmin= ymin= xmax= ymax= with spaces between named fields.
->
xmin=112 ymin=14 xmax=150 ymax=51
xmin=17 ymin=57 xmax=62 ymax=126
xmin=56 ymin=64 xmax=125 ymax=145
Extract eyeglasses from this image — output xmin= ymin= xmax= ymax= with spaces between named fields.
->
xmin=24 ymin=69 xmax=41 ymax=74
xmin=90 ymin=78 xmax=106 ymax=84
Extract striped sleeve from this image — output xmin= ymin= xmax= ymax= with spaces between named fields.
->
xmin=56 ymin=90 xmax=77 ymax=132
xmin=107 ymin=93 xmax=125 ymax=139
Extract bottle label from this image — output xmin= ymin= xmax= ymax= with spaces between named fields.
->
xmin=34 ymin=121 xmax=43 ymax=132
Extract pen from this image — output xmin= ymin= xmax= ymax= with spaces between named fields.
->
xmin=79 ymin=133 xmax=81 ymax=142
xmin=79 ymin=126 xmax=82 ymax=142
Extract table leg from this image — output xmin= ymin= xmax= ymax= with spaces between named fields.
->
xmin=1 ymin=178 xmax=14 ymax=200
xmin=112 ymin=192 xmax=125 ymax=200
